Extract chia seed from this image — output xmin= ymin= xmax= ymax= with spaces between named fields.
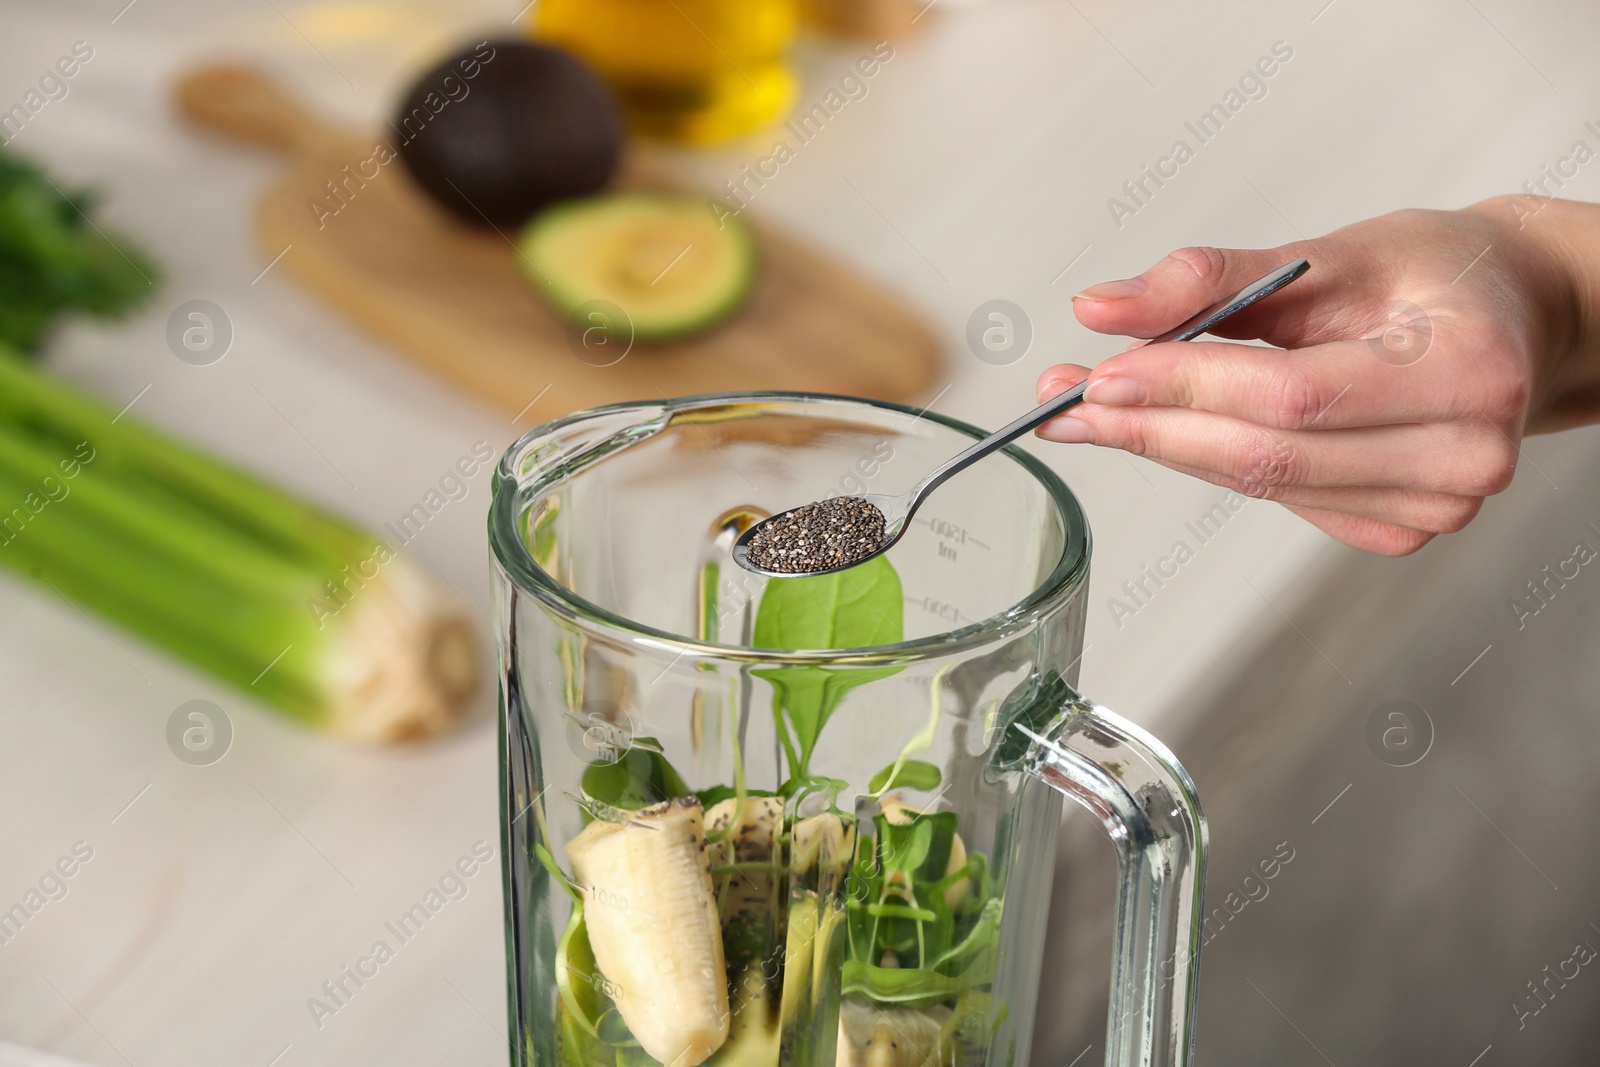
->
xmin=744 ymin=497 xmax=887 ymax=574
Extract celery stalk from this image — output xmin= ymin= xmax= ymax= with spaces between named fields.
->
xmin=0 ymin=353 xmax=478 ymax=741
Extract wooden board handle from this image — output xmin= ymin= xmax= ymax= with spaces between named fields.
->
xmin=174 ymin=64 xmax=339 ymax=152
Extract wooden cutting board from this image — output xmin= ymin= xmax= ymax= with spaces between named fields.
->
xmin=174 ymin=65 xmax=942 ymax=421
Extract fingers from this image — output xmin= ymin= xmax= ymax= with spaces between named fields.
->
xmin=1154 ymin=458 xmax=1484 ymax=534
xmin=1072 ymin=244 xmax=1374 ymax=349
xmin=1035 ymin=361 xmax=1474 ymax=556
xmin=1080 ymin=338 xmax=1473 ymax=431
xmin=1035 ymin=365 xmax=1096 ymax=442
xmin=1281 ymin=505 xmax=1436 ymax=557
xmin=1041 ymin=402 xmax=1518 ymax=496
xmin=1038 ymin=363 xmax=1091 ymax=398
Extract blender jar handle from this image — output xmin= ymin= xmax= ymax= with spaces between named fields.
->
xmin=1018 ymin=691 xmax=1208 ymax=1067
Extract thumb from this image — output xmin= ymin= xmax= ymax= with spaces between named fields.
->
xmin=1072 ymin=244 xmax=1343 ymax=348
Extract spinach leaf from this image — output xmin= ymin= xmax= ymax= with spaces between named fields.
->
xmin=990 ymin=669 xmax=1074 ymax=770
xmin=868 ymin=758 xmax=942 ymax=795
xmin=776 ymin=774 xmax=849 ymax=807
xmin=841 ymin=944 xmax=998 ymax=1006
xmin=878 ymin=810 xmax=958 ymax=884
xmin=695 ymin=783 xmax=778 ymax=808
xmin=928 ymin=897 xmax=1003 ymax=972
xmin=580 ymin=738 xmax=689 ymax=810
xmin=751 ymin=555 xmax=904 ymax=777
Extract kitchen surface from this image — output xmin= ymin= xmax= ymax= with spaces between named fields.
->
xmin=2 ymin=0 xmax=1599 ymax=1065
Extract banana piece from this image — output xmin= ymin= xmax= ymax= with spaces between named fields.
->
xmin=789 ymin=812 xmax=854 ymax=897
xmin=783 ymin=814 xmax=856 ymax=1041
xmin=567 ymin=800 xmax=730 ymax=1067
xmin=707 ymin=966 xmax=781 ymax=1067
xmin=836 ymin=1000 xmax=952 ymax=1067
xmin=778 ymin=892 xmax=819 ymax=1030
xmin=706 ymin=796 xmax=785 ymax=970
xmin=879 ymin=797 xmax=970 ymax=909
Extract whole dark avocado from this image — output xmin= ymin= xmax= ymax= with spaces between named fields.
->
xmin=395 ymin=40 xmax=623 ymax=229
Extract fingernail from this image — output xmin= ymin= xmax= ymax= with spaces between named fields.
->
xmin=1072 ymin=277 xmax=1148 ymax=302
xmin=1041 ymin=413 xmax=1095 ymax=443
xmin=1084 ymin=376 xmax=1146 ymax=406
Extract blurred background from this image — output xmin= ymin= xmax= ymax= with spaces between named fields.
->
xmin=2 ymin=0 xmax=1599 ymax=1065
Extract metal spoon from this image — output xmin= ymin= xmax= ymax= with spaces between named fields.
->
xmin=733 ymin=258 xmax=1310 ymax=578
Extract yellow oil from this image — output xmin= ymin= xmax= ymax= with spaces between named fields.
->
xmin=534 ymin=0 xmax=798 ymax=145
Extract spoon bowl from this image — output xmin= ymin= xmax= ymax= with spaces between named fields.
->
xmin=731 ymin=491 xmax=911 ymax=578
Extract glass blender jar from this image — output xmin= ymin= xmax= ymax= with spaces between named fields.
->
xmin=489 ymin=394 xmax=1207 ymax=1067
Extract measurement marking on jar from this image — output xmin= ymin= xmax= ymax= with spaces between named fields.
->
xmin=905 ymin=595 xmax=965 ymax=624
xmin=914 ymin=517 xmax=991 ymax=561
xmin=589 ymin=971 xmax=623 ymax=999
xmin=579 ymin=883 xmax=631 ymax=912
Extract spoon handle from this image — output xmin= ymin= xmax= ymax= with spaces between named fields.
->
xmin=911 ymin=258 xmax=1310 ymax=500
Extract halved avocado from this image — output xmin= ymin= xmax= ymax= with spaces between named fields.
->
xmin=519 ymin=192 xmax=757 ymax=341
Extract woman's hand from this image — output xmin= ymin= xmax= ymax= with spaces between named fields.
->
xmin=1037 ymin=197 xmax=1600 ymax=555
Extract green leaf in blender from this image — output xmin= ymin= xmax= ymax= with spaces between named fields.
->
xmin=559 ymin=995 xmax=618 ymax=1067
xmin=867 ymin=758 xmax=941 ymax=795
xmin=877 ymin=810 xmax=958 ymax=885
xmin=750 ymin=554 xmax=903 ymax=777
xmin=841 ymin=961 xmax=968 ymax=1006
xmin=555 ymin=904 xmax=612 ymax=1037
xmin=696 ymin=783 xmax=778 ymax=809
xmin=925 ymin=898 xmax=1003 ymax=975
xmin=579 ymin=737 xmax=691 ymax=809
xmin=537 ymin=842 xmax=582 ymax=904
xmin=989 ymin=669 xmax=1074 ymax=770
xmin=774 ymin=775 xmax=848 ymax=806
xmin=751 ymin=552 xmax=903 ymax=650
xmin=615 ymin=1045 xmax=664 ymax=1067
xmin=838 ymin=908 xmax=998 ymax=1017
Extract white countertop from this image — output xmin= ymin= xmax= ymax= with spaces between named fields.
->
xmin=2 ymin=0 xmax=1596 ymax=1063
